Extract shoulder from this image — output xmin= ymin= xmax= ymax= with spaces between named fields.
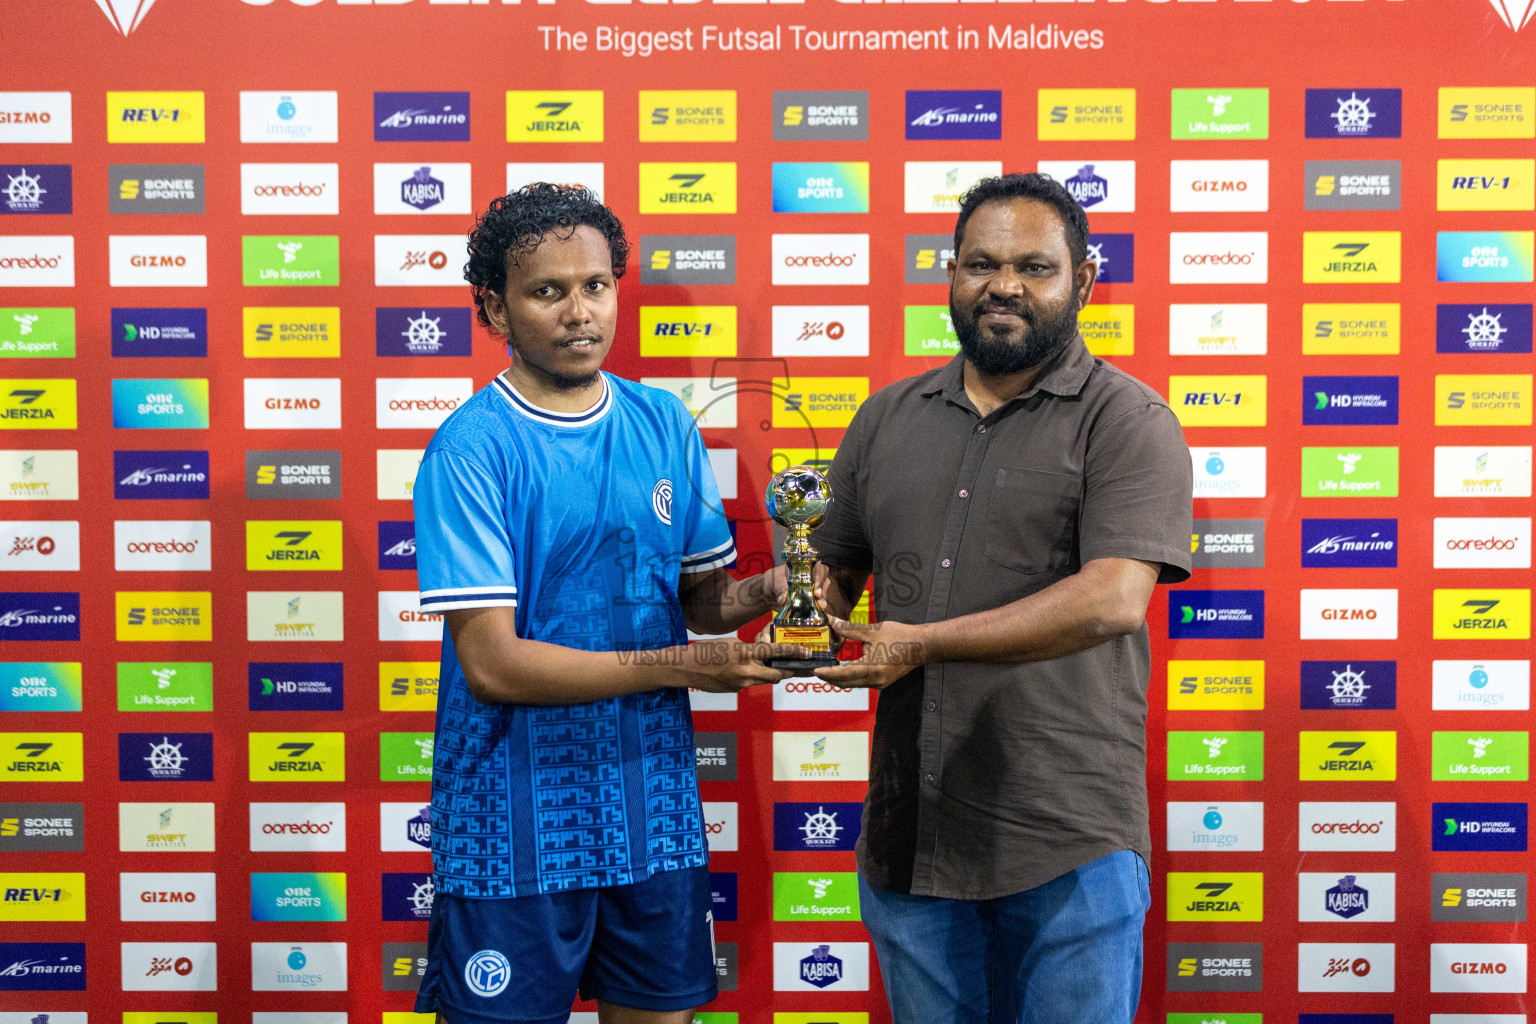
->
xmin=424 ymin=382 xmax=515 ymax=470
xmin=610 ymin=374 xmax=701 ymax=438
xmin=850 ymin=363 xmax=951 ymax=430
xmin=1082 ymin=358 xmax=1178 ymax=430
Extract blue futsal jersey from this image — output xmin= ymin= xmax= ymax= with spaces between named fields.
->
xmin=414 ymin=371 xmax=736 ymax=898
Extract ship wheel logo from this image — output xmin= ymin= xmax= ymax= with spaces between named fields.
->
xmin=1463 ymin=308 xmax=1507 ymax=348
xmin=1331 ymin=93 xmax=1377 ymax=135
xmin=3 ymin=169 xmax=46 ymax=212
xmin=403 ymin=311 xmax=445 ymax=353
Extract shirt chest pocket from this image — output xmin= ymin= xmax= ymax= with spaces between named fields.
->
xmin=982 ymin=467 xmax=1081 ymax=575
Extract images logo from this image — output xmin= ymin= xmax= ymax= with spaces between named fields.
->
xmin=1166 ymin=873 xmax=1262 ymax=922
xmin=906 ymin=90 xmax=1001 ymax=140
xmin=117 ymin=732 xmax=214 ymax=782
xmin=1168 ymin=376 xmax=1267 ymax=428
xmin=1166 ymin=731 xmax=1264 ymax=781
xmin=1168 ymin=232 xmax=1267 ymax=284
xmin=1437 ymin=374 xmax=1533 ymax=426
xmin=1305 ymin=160 xmax=1401 ymax=211
xmin=640 ymin=235 xmax=736 ymax=286
xmin=1437 ymin=158 xmax=1535 ymax=211
xmin=1435 ymin=802 xmax=1528 ymax=851
xmin=1303 ymin=233 xmax=1402 ymax=283
xmin=1439 ymin=87 xmax=1535 ymax=138
xmin=107 ymin=91 xmax=204 ymax=144
xmin=1438 ymin=231 xmax=1536 ymax=282
xmin=641 ymin=90 xmax=735 ymax=142
xmin=1168 ymin=592 xmax=1263 ymax=640
xmin=242 ymin=236 xmax=340 ymax=287
xmin=904 ymin=161 xmax=1002 ymax=214
xmin=1301 ymin=661 xmax=1397 ymax=710
xmin=110 ymin=378 xmax=209 ymax=430
xmin=1191 ymin=447 xmax=1266 ymax=498
xmin=113 ymin=450 xmax=209 ymax=500
xmin=242 ymin=91 xmax=339 ymax=143
xmin=1433 ymin=589 xmax=1531 ymax=639
xmin=1432 ymin=659 xmax=1531 ymax=711
xmin=1300 ymin=732 xmax=1398 ymax=780
xmin=0 ymin=593 xmax=80 ymax=642
xmin=250 ymin=941 xmax=346 ymax=991
xmin=772 ymin=162 xmax=869 ymax=214
xmin=1037 ymin=160 xmax=1136 ymax=212
xmin=1170 ymin=88 xmax=1268 ymax=140
xmin=1038 ymin=88 xmax=1134 ymax=140
xmin=1305 ymin=89 xmax=1402 ymax=138
xmin=375 ymin=91 xmax=469 ymax=142
xmin=1301 ymin=447 xmax=1399 ymax=497
xmin=112 ymin=307 xmax=205 ymax=358
xmin=0 ymin=165 xmax=70 ymax=215
xmin=1165 ymin=801 xmax=1263 ymax=851
xmin=506 ymin=90 xmax=601 ymax=142
xmin=1167 ymin=660 xmax=1264 ymax=710
xmin=638 ymin=163 xmax=736 ymax=214
xmin=774 ymin=90 xmax=867 ymax=141
xmin=640 ymin=306 xmax=738 ymax=358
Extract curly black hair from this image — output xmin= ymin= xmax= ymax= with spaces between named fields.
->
xmin=464 ymin=183 xmax=631 ymax=332
xmin=953 ymin=172 xmax=1090 ymax=269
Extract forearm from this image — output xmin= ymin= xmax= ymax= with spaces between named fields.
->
xmin=458 ymin=634 xmax=692 ymax=705
xmin=918 ymin=561 xmax=1153 ymax=665
xmin=681 ymin=568 xmax=777 ymax=635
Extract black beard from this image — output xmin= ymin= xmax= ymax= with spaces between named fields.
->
xmin=950 ymin=293 xmax=1080 ymax=376
xmin=546 ymin=369 xmax=601 ymax=391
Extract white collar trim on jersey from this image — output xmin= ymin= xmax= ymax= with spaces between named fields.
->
xmin=493 ymin=371 xmax=614 ymax=428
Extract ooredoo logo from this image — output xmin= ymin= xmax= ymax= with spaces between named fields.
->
xmin=1435 ymin=517 xmax=1532 ymax=568
xmin=1299 ymin=802 xmax=1397 ymax=851
xmin=114 ymin=521 xmax=211 ymax=573
xmin=772 ymin=234 xmax=869 ymax=286
xmin=242 ymin=164 xmax=339 ymax=216
xmin=1169 ymin=233 xmax=1269 ymax=284
xmin=376 ymin=378 xmax=473 ymax=430
xmin=249 ymin=802 xmax=347 ymax=852
xmin=701 ymin=801 xmax=738 ymax=851
xmin=773 ymin=674 xmax=870 ymax=712
xmin=0 ymin=236 xmax=74 ymax=287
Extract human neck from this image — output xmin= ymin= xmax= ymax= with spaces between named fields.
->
xmin=502 ymin=356 xmax=605 ymax=414
xmin=962 ymin=359 xmax=1047 ymax=418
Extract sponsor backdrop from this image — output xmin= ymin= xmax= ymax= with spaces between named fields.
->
xmin=1 ymin=1 xmax=1535 ymax=1022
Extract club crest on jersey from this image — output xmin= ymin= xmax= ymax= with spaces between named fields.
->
xmin=653 ymin=478 xmax=673 ymax=525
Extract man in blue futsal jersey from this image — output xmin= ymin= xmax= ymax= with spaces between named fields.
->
xmin=412 ymin=184 xmax=803 ymax=1024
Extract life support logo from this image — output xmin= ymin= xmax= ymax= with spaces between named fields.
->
xmin=652 ymin=479 xmax=673 ymax=526
xmin=465 ymin=948 xmax=511 ymax=997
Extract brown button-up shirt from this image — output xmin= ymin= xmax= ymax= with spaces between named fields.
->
xmin=812 ymin=336 xmax=1193 ymax=900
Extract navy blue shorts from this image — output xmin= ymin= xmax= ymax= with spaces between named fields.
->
xmin=414 ymin=865 xmax=718 ymax=1024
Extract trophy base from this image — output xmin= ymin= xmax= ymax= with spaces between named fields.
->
xmin=768 ymin=624 xmax=837 ymax=677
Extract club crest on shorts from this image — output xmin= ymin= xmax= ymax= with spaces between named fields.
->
xmin=465 ymin=948 xmax=511 ymax=997
xmin=652 ymin=478 xmax=673 ymax=525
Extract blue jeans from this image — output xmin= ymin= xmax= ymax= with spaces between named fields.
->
xmin=859 ymin=849 xmax=1150 ymax=1024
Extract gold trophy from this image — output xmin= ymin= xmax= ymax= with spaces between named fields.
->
xmin=765 ymin=465 xmax=839 ymax=674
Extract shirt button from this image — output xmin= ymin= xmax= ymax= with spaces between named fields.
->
xmin=958 ymin=489 xmax=969 ymax=498
xmin=941 ymin=558 xmax=952 ymax=568
xmin=977 ymin=424 xmax=987 ymax=433
xmin=926 ymin=700 xmax=937 ymax=712
xmin=925 ymin=773 xmax=935 ymax=785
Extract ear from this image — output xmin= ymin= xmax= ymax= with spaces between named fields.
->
xmin=482 ymin=287 xmax=510 ymax=337
xmin=1075 ymin=255 xmax=1099 ymax=309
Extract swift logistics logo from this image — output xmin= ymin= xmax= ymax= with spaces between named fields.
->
xmin=246 ymin=591 xmax=344 ymax=642
xmin=249 ymin=732 xmax=345 ymax=782
xmin=1437 ymin=158 xmax=1535 ymax=211
xmin=1170 ymin=89 xmax=1268 ymax=140
xmin=1038 ymin=88 xmax=1135 ymax=140
xmin=1434 ymin=446 xmax=1533 ymax=497
xmin=639 ymin=163 xmax=736 ymax=214
xmin=1166 ymin=873 xmax=1263 ymax=922
xmin=112 ymin=307 xmax=206 ymax=358
xmin=110 ymin=378 xmax=209 ymax=429
xmin=905 ymin=90 xmax=1001 ymax=140
xmin=0 ymin=449 xmax=78 ymax=502
xmin=774 ymin=90 xmax=868 ymax=141
xmin=0 ymin=593 xmax=79 ymax=642
xmin=1191 ymin=447 xmax=1266 ymax=498
xmin=249 ymin=662 xmax=343 ymax=712
xmin=1433 ymin=589 xmax=1531 ymax=639
xmin=1437 ymin=303 xmax=1533 ymax=353
xmin=1301 ymin=447 xmax=1399 ymax=497
xmin=771 ymin=732 xmax=869 ymax=782
xmin=242 ymin=236 xmax=340 ymax=286
xmin=0 ymin=307 xmax=74 ymax=358
xmin=1304 ymin=303 xmax=1400 ymax=355
xmin=376 ymin=91 xmax=469 ymax=142
xmin=115 ymin=592 xmax=211 ymax=642
xmin=1437 ymin=231 xmax=1536 ymax=282
xmin=1167 ymin=376 xmax=1267 ymax=427
xmin=118 ymin=800 xmax=215 ymax=852
xmin=1436 ymin=374 xmax=1533 ymax=426
xmin=640 ymin=306 xmax=738 ymax=358
xmin=1168 ymin=591 xmax=1263 ymax=639
xmin=376 ymin=307 xmax=472 ymax=356
xmin=1439 ymin=86 xmax=1535 ymax=138
xmin=1301 ymin=661 xmax=1397 ymax=710
xmin=1303 ymin=233 xmax=1402 ymax=283
xmin=117 ymin=732 xmax=214 ymax=782
xmin=0 ymin=165 xmax=71 ymax=215
xmin=904 ymin=161 xmax=1002 ymax=214
xmin=506 ymin=91 xmax=601 ymax=142
xmin=246 ymin=521 xmax=344 ymax=571
xmin=641 ymin=90 xmax=736 ymax=142
xmin=109 ymin=163 xmax=204 ymax=215
xmin=1304 ymin=377 xmax=1398 ymax=426
xmin=1167 ymin=732 xmax=1263 ymax=781
xmin=1432 ymin=731 xmax=1529 ymax=781
xmin=772 ymin=163 xmax=869 ymax=213
xmin=107 ymin=91 xmax=204 ymax=144
xmin=1305 ymin=89 xmax=1402 ymax=138
xmin=641 ymin=236 xmax=736 ymax=286
xmin=1434 ymin=802 xmax=1528 ymax=851
xmin=1166 ymin=660 xmax=1265 ymax=710
xmin=1305 ymin=160 xmax=1401 ymax=211
xmin=1169 ymin=304 xmax=1267 ymax=356
xmin=1299 ymin=732 xmax=1398 ymax=780
xmin=113 ymin=450 xmax=209 ymax=499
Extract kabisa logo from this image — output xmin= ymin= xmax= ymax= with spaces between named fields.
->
xmin=771 ymin=162 xmax=869 ymax=214
xmin=1437 ymin=304 xmax=1534 ymax=354
xmin=1169 ymin=591 xmax=1263 ymax=639
xmin=1037 ymin=89 xmax=1135 ymax=141
xmin=383 ymin=872 xmax=435 ymax=921
xmin=0 ymin=941 xmax=87 ymax=991
xmin=1304 ymin=89 xmax=1402 ymax=139
xmin=375 ymin=307 xmax=472 ymax=357
xmin=373 ymin=162 xmax=470 ymax=216
xmin=0 ymin=593 xmax=80 ymax=642
xmin=1304 ymin=160 xmax=1400 ymax=211
xmin=239 ymin=91 xmax=339 ymax=143
xmin=464 ymin=949 xmax=510 ymax=998
xmin=1434 ymin=802 xmax=1528 ymax=851
xmin=505 ymin=90 xmax=601 ymax=142
xmin=106 ymin=91 xmax=205 ymax=144
xmin=639 ymin=163 xmax=736 ymax=214
xmin=774 ymin=90 xmax=868 ymax=142
xmin=113 ymin=450 xmax=210 ymax=500
xmin=640 ymin=235 xmax=736 ymax=287
xmin=1299 ymin=732 xmax=1397 ymax=781
xmin=118 ymin=733 xmax=214 ymax=782
xmin=1303 ymin=376 xmax=1398 ymax=426
xmin=375 ymin=91 xmax=470 ymax=142
xmin=1301 ymin=661 xmax=1397 ymax=710
xmin=1302 ymin=233 xmax=1402 ymax=283
xmin=1437 ymin=231 xmax=1536 ymax=283
xmin=1301 ymin=519 xmax=1398 ymax=568
xmin=905 ymin=90 xmax=1001 ymax=141
xmin=1062 ymin=164 xmax=1107 ymax=208
xmin=773 ymin=802 xmax=861 ymax=851
xmin=0 ymin=166 xmax=70 ymax=216
xmin=378 ymin=521 xmax=417 ymax=571
xmin=112 ymin=308 xmax=206 ymax=358
xmin=640 ymin=90 xmax=736 ymax=142
xmin=249 ymin=662 xmax=343 ymax=712
xmin=1437 ymin=158 xmax=1535 ymax=211
xmin=795 ymin=945 xmax=846 ymax=989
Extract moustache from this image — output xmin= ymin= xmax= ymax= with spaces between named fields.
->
xmin=973 ymin=301 xmax=1034 ymax=323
